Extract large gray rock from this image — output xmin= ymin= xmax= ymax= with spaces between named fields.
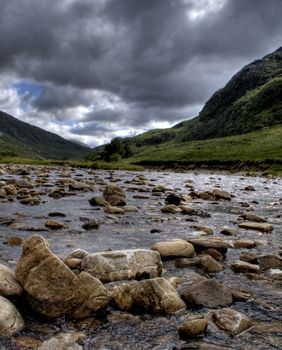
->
xmin=0 ymin=296 xmax=24 ymax=337
xmin=81 ymin=249 xmax=162 ymax=282
xmin=103 ymin=184 xmax=126 ymax=206
xmin=152 ymin=239 xmax=194 ymax=258
xmin=181 ymin=279 xmax=233 ymax=308
xmin=0 ymin=263 xmax=23 ymax=297
xmin=16 ymin=235 xmax=112 ymax=319
xmin=113 ymin=277 xmax=186 ymax=314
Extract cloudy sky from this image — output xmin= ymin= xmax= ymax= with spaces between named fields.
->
xmin=0 ymin=0 xmax=282 ymax=147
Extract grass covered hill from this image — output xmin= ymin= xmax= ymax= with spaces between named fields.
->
xmin=89 ymin=47 xmax=282 ymax=173
xmin=0 ymin=111 xmax=91 ymax=160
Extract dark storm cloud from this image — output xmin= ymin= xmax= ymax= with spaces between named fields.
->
xmin=0 ymin=0 xmax=282 ymax=143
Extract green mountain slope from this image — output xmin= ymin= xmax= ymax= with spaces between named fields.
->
xmin=0 ymin=111 xmax=91 ymax=160
xmin=89 ymin=47 xmax=282 ymax=167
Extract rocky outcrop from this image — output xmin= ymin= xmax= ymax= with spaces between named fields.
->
xmin=0 ymin=296 xmax=24 ymax=336
xmin=16 ymin=235 xmax=112 ymax=319
xmin=81 ymin=249 xmax=162 ymax=283
xmin=112 ymin=277 xmax=186 ymax=314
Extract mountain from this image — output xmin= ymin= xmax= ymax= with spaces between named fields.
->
xmin=0 ymin=111 xmax=91 ymax=160
xmin=89 ymin=47 xmax=282 ymax=172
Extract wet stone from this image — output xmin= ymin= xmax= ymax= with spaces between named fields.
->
xmin=178 ymin=318 xmax=208 ymax=338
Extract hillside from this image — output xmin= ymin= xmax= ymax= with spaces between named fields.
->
xmin=89 ymin=47 xmax=282 ymax=170
xmin=0 ymin=111 xmax=90 ymax=160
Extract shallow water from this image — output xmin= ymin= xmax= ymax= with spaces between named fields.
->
xmin=0 ymin=166 xmax=281 ymax=349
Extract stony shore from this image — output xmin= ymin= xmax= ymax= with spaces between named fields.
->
xmin=0 ymin=164 xmax=281 ymax=350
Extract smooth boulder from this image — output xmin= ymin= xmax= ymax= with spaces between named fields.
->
xmin=81 ymin=249 xmax=162 ymax=282
xmin=0 ymin=296 xmax=24 ymax=337
xmin=0 ymin=264 xmax=23 ymax=297
xmin=152 ymin=239 xmax=194 ymax=258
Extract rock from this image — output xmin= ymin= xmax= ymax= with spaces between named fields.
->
xmin=20 ymin=196 xmax=41 ymax=205
xmin=2 ymin=185 xmax=17 ymax=196
xmin=180 ymin=206 xmax=211 ymax=218
xmin=0 ymin=264 xmax=23 ymax=297
xmin=233 ymin=239 xmax=257 ymax=249
xmin=103 ymin=184 xmax=126 ymax=206
xmin=244 ymin=185 xmax=255 ymax=191
xmin=268 ymin=269 xmax=282 ymax=280
xmin=64 ymin=258 xmax=82 ymax=270
xmin=239 ymin=252 xmax=258 ymax=264
xmin=82 ymin=219 xmax=99 ymax=230
xmin=194 ymin=255 xmax=223 ymax=273
xmin=38 ymin=331 xmax=85 ymax=350
xmin=0 ymin=296 xmax=24 ymax=336
xmin=181 ymin=279 xmax=233 ymax=308
xmin=165 ymin=193 xmax=181 ymax=205
xmin=152 ymin=239 xmax=194 ymax=258
xmin=48 ymin=212 xmax=66 ymax=217
xmin=161 ymin=204 xmax=182 ymax=213
xmin=212 ymin=189 xmax=231 ymax=201
xmin=66 ymin=249 xmax=89 ymax=260
xmin=69 ymin=181 xmax=89 ymax=191
xmin=177 ymin=343 xmax=231 ymax=350
xmin=88 ymin=196 xmax=109 ymax=207
xmin=200 ymin=248 xmax=223 ymax=261
xmin=220 ymin=226 xmax=237 ymax=236
xmin=104 ymin=206 xmax=125 ymax=215
xmin=258 ymin=255 xmax=282 ymax=270
xmin=175 ymin=255 xmax=223 ymax=273
xmin=230 ymin=261 xmax=260 ymax=274
xmin=4 ymin=236 xmax=23 ymax=246
xmin=16 ymin=179 xmax=34 ymax=188
xmin=123 ymin=206 xmax=139 ymax=213
xmin=45 ymin=220 xmax=66 ymax=230
xmin=16 ymin=235 xmax=112 ymax=319
xmin=238 ymin=222 xmax=273 ymax=233
xmin=209 ymin=308 xmax=252 ymax=335
xmin=178 ymin=319 xmax=208 ymax=338
xmin=190 ymin=225 xmax=214 ymax=235
xmin=198 ymin=191 xmax=214 ymax=201
xmin=152 ymin=184 xmax=166 ymax=193
xmin=188 ymin=237 xmax=231 ymax=254
xmin=240 ymin=212 xmax=267 ymax=222
xmin=113 ymin=277 xmax=186 ymax=314
xmin=81 ymin=249 xmax=162 ymax=283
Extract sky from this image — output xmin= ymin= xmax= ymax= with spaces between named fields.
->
xmin=0 ymin=0 xmax=282 ymax=147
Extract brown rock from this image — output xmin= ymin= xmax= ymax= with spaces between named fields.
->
xmin=230 ymin=261 xmax=260 ymax=274
xmin=212 ymin=189 xmax=231 ymax=201
xmin=0 ymin=264 xmax=23 ymax=297
xmin=234 ymin=239 xmax=257 ymax=249
xmin=220 ymin=226 xmax=237 ymax=236
xmin=89 ymin=196 xmax=109 ymax=207
xmin=181 ymin=279 xmax=233 ymax=308
xmin=209 ymin=308 xmax=252 ymax=335
xmin=113 ymin=277 xmax=186 ymax=314
xmin=178 ymin=318 xmax=208 ymax=338
xmin=240 ymin=212 xmax=267 ymax=223
xmin=161 ymin=204 xmax=182 ymax=214
xmin=258 ymin=255 xmax=282 ymax=270
xmin=103 ymin=184 xmax=126 ymax=206
xmin=16 ymin=235 xmax=112 ymax=319
xmin=238 ymin=222 xmax=273 ymax=233
xmin=152 ymin=239 xmax=194 ymax=258
xmin=104 ymin=206 xmax=125 ymax=215
xmin=188 ymin=237 xmax=231 ymax=254
xmin=200 ymin=248 xmax=223 ymax=261
xmin=45 ymin=220 xmax=66 ymax=230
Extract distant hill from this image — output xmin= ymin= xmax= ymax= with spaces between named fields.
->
xmin=0 ymin=111 xmax=91 ymax=160
xmin=89 ymin=47 xmax=282 ymax=163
